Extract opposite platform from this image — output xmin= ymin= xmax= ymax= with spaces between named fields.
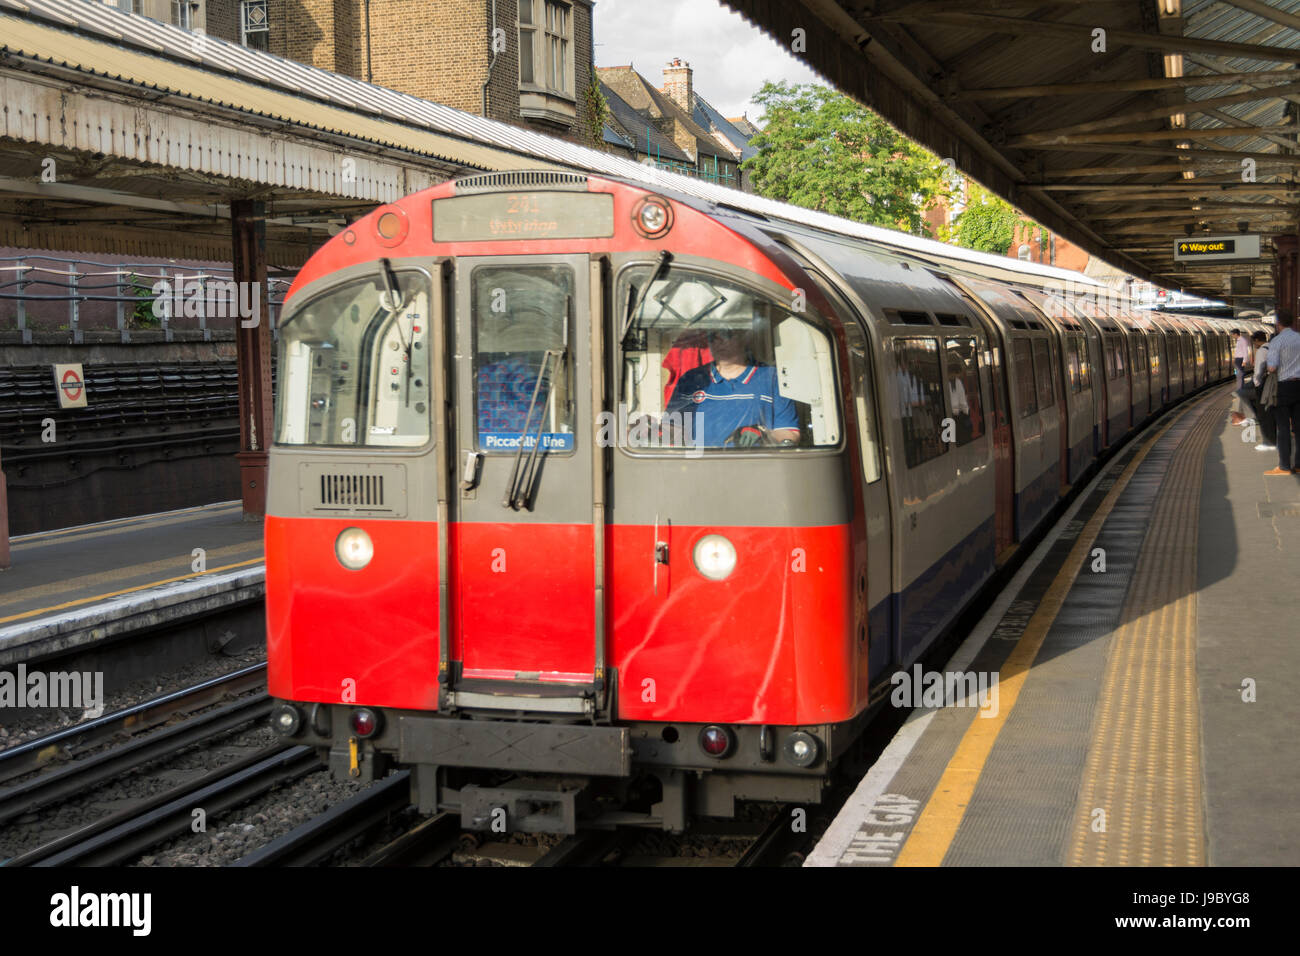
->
xmin=809 ymin=386 xmax=1300 ymax=867
xmin=0 ymin=502 xmax=263 ymax=664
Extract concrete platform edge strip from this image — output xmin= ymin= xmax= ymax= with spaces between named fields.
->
xmin=0 ymin=564 xmax=265 ymax=666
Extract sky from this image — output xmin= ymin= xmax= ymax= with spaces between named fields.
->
xmin=592 ymin=0 xmax=823 ymax=123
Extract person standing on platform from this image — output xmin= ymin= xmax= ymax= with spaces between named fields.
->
xmin=1233 ymin=328 xmax=1251 ymax=391
xmin=1248 ymin=331 xmax=1277 ymax=452
xmin=1263 ymin=309 xmax=1300 ymax=475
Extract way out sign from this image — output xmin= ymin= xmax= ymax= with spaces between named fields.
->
xmin=1173 ymin=234 xmax=1261 ymax=263
xmin=53 ymin=363 xmax=88 ymax=409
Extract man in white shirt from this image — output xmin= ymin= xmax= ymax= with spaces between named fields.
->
xmin=1264 ymin=309 xmax=1300 ymax=475
xmin=1233 ymin=328 xmax=1251 ymax=392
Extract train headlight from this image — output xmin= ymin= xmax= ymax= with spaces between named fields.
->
xmin=632 ymin=196 xmax=673 ymax=239
xmin=271 ymin=704 xmax=302 ymax=737
xmin=784 ymin=731 xmax=821 ymax=768
xmin=692 ymin=534 xmax=736 ymax=581
xmin=335 ymin=527 xmax=374 ymax=570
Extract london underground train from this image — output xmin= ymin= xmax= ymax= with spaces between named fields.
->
xmin=264 ymin=166 xmax=1254 ymax=832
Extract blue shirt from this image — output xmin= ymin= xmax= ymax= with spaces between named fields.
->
xmin=665 ymin=363 xmax=799 ymax=447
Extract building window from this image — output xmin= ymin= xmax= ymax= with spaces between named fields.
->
xmin=241 ymin=0 xmax=269 ymax=51
xmin=544 ymin=1 xmax=570 ymax=95
xmin=114 ymin=0 xmax=138 ymax=14
xmin=520 ymin=0 xmax=572 ymax=96
xmin=172 ymin=0 xmax=193 ymax=30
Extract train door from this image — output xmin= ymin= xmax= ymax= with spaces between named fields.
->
xmin=445 ymin=254 xmax=605 ymax=713
xmin=799 ymin=264 xmax=895 ymax=690
xmin=934 ymin=278 xmax=1015 ymax=561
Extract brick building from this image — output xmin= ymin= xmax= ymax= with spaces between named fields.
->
xmin=107 ymin=0 xmax=600 ymax=145
xmin=599 ymin=59 xmax=756 ymax=191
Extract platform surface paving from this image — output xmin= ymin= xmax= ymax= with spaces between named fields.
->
xmin=809 ymin=388 xmax=1300 ymax=867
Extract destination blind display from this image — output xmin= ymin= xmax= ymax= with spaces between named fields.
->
xmin=433 ymin=192 xmax=614 ymax=242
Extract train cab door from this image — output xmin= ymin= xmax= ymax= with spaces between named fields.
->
xmin=443 ymin=254 xmax=606 ymax=715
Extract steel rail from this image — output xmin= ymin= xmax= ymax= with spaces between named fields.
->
xmin=22 ymin=745 xmax=318 ymax=867
xmin=0 ymin=694 xmax=271 ymax=824
xmin=0 ymin=663 xmax=267 ymax=785
xmin=231 ymin=770 xmax=412 ymax=867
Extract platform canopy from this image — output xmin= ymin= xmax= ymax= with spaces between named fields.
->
xmin=721 ymin=0 xmax=1300 ymax=306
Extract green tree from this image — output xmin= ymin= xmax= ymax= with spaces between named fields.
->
xmin=950 ymin=183 xmax=1030 ymax=255
xmin=742 ymin=81 xmax=949 ymax=235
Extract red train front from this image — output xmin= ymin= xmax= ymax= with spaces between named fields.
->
xmin=265 ymin=171 xmax=863 ymax=831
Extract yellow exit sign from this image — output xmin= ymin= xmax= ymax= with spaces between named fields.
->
xmin=1173 ymin=234 xmax=1260 ymax=262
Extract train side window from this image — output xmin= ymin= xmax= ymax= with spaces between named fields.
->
xmin=1013 ymin=338 xmax=1037 ymax=418
xmin=943 ymin=336 xmax=984 ymax=446
xmin=1032 ymin=338 xmax=1053 ymax=410
xmin=1066 ymin=336 xmax=1082 ymax=394
xmin=892 ymin=337 xmax=948 ymax=468
xmin=850 ymin=346 xmax=882 ymax=483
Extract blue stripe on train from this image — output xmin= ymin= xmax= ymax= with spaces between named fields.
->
xmin=1015 ymin=460 xmax=1060 ymax=542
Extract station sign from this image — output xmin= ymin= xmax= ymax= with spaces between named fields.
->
xmin=1173 ymin=234 xmax=1261 ymax=263
xmin=53 ymin=363 xmax=88 ymax=409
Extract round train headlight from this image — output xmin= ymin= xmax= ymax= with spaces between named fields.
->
xmin=335 ymin=527 xmax=374 ymax=570
xmin=784 ymin=731 xmax=821 ymax=768
xmin=271 ymin=703 xmax=302 ymax=737
xmin=692 ymin=534 xmax=736 ymax=581
xmin=632 ymin=195 xmax=673 ymax=239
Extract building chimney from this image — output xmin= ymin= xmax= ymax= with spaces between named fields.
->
xmin=662 ymin=58 xmax=693 ymax=112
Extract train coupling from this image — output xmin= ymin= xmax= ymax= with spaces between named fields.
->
xmin=459 ymin=777 xmax=592 ymax=835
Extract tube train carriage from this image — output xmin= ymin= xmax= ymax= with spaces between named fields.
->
xmin=266 ymin=168 xmax=1257 ymax=833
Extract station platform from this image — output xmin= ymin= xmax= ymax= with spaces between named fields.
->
xmin=809 ymin=385 xmax=1300 ymax=867
xmin=0 ymin=502 xmax=263 ymax=664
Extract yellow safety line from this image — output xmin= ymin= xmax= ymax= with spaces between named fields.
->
xmin=894 ymin=397 xmax=1207 ymax=867
xmin=0 ymin=557 xmax=264 ymax=625
xmin=11 ymin=502 xmax=242 ymax=548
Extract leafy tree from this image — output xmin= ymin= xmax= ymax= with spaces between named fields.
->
xmin=950 ymin=183 xmax=1032 ymax=255
xmin=742 ymin=81 xmax=950 ymax=235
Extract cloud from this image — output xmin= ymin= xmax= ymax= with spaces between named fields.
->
xmin=593 ymin=0 xmax=823 ymax=121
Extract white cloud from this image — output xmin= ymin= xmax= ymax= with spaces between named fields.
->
xmin=592 ymin=0 xmax=823 ymax=123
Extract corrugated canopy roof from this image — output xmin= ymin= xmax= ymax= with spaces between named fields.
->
xmin=720 ymin=0 xmax=1300 ymax=307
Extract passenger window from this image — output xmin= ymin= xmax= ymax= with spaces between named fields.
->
xmin=472 ymin=265 xmax=574 ymax=453
xmin=1013 ymin=338 xmax=1037 ymax=417
xmin=944 ymin=336 xmax=984 ymax=446
xmin=1032 ymin=339 xmax=1053 ymax=409
xmin=1066 ymin=337 xmax=1082 ymax=394
xmin=618 ymin=267 xmax=840 ymax=451
xmin=892 ymin=338 xmax=948 ymax=468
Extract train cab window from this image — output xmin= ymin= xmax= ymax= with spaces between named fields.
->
xmin=618 ymin=267 xmax=840 ymax=452
xmin=471 ymin=265 xmax=575 ymax=453
xmin=892 ymin=338 xmax=948 ymax=468
xmin=1013 ymin=338 xmax=1037 ymax=418
xmin=944 ymin=336 xmax=984 ymax=446
xmin=1032 ymin=338 xmax=1054 ymax=410
xmin=275 ymin=270 xmax=432 ymax=447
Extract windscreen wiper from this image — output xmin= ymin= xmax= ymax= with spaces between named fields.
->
xmin=503 ymin=295 xmax=571 ymax=510
xmin=620 ymin=250 xmax=672 ymax=345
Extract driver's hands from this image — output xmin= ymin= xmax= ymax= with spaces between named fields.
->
xmin=735 ymin=426 xmax=765 ymax=447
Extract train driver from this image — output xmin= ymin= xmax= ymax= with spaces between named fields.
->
xmin=664 ymin=326 xmax=801 ymax=447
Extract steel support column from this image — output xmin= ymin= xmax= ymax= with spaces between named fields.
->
xmin=0 ymin=450 xmax=10 ymax=570
xmin=232 ymin=199 xmax=273 ymax=520
xmin=1273 ymin=235 xmax=1299 ymax=316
